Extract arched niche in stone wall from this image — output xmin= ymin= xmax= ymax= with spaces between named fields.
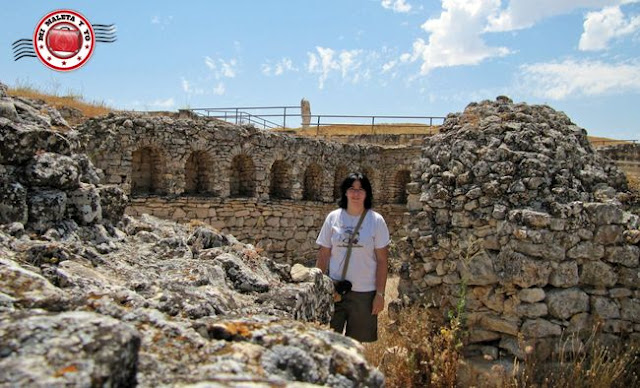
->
xmin=270 ymin=160 xmax=292 ymax=200
xmin=230 ymin=154 xmax=256 ymax=197
xmin=303 ymin=163 xmax=324 ymax=202
xmin=334 ymin=165 xmax=349 ymax=202
xmin=393 ymin=169 xmax=411 ymax=204
xmin=184 ymin=150 xmax=216 ymax=196
xmin=361 ymin=166 xmax=379 ymax=204
xmin=131 ymin=146 xmax=166 ymax=196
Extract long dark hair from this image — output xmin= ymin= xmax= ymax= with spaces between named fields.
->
xmin=338 ymin=172 xmax=373 ymax=209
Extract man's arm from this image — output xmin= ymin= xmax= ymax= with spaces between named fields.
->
xmin=372 ymin=245 xmax=389 ymax=315
xmin=316 ymin=246 xmax=332 ymax=274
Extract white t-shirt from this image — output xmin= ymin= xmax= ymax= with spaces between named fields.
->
xmin=316 ymin=208 xmax=390 ymax=292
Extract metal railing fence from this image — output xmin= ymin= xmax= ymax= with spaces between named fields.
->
xmin=188 ymin=106 xmax=445 ymax=134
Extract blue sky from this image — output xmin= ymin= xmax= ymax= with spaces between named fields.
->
xmin=2 ymin=1 xmax=639 ymax=140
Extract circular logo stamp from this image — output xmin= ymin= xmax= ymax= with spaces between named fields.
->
xmin=33 ymin=10 xmax=95 ymax=71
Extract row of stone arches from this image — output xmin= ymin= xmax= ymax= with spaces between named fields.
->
xmin=131 ymin=147 xmax=412 ymax=204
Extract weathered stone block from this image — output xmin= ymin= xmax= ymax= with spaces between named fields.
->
xmin=66 ymin=183 xmax=102 ymax=225
xmin=518 ymin=288 xmax=545 ymax=303
xmin=0 ymin=311 xmax=140 ymax=387
xmin=0 ymin=257 xmax=64 ymax=309
xmin=605 ymin=245 xmax=639 ymax=268
xmin=24 ymin=152 xmax=80 ymax=190
xmin=609 ymin=288 xmax=632 ymax=298
xmin=549 ymin=261 xmax=579 ymax=288
xmin=480 ymin=315 xmax=519 ymax=336
xmin=521 ymin=209 xmax=551 ymax=228
xmin=583 ymin=202 xmax=623 ymax=225
xmin=620 ymin=298 xmax=640 ymax=323
xmin=546 ymin=288 xmax=589 ymax=320
xmin=458 ymin=250 xmax=498 ymax=285
xmin=617 ymin=267 xmax=639 ymax=288
xmin=472 ymin=286 xmax=505 ymax=312
xmin=502 ymin=255 xmax=552 ymax=288
xmin=602 ymin=319 xmax=633 ymax=334
xmin=567 ymin=241 xmax=604 ymax=260
xmin=0 ymin=181 xmax=27 ymax=224
xmin=580 ymin=261 xmax=617 ymax=287
xmin=467 ymin=328 xmax=501 ymax=343
xmin=568 ymin=313 xmax=594 ymax=334
xmin=590 ymin=296 xmax=620 ymax=319
xmin=516 ymin=303 xmax=548 ymax=318
xmin=27 ymin=189 xmax=67 ymax=231
xmin=594 ymin=225 xmax=623 ymax=245
xmin=98 ymin=185 xmax=128 ymax=222
xmin=521 ymin=319 xmax=562 ymax=338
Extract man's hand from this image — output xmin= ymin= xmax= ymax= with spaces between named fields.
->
xmin=372 ymin=293 xmax=385 ymax=315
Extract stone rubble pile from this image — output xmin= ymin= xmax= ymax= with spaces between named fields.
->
xmin=399 ymin=96 xmax=640 ymax=361
xmin=0 ymin=82 xmax=383 ymax=387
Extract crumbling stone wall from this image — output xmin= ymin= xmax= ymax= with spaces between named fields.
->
xmin=598 ymin=143 xmax=640 ymax=181
xmin=312 ymin=133 xmax=427 ymax=146
xmin=127 ymin=197 xmax=408 ymax=262
xmin=399 ymin=96 xmax=640 ymax=361
xmin=77 ymin=114 xmax=414 ymax=262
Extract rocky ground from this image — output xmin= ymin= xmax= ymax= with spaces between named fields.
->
xmin=0 ymin=81 xmax=383 ymax=387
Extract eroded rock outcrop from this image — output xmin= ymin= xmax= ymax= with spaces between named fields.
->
xmin=399 ymin=96 xmax=640 ymax=361
xmin=0 ymin=82 xmax=383 ymax=387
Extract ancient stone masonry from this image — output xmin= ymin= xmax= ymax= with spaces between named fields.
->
xmin=312 ymin=133 xmax=427 ymax=146
xmin=0 ymin=81 xmax=384 ymax=386
xmin=77 ymin=113 xmax=415 ymax=263
xmin=398 ymin=96 xmax=640 ymax=361
xmin=598 ymin=143 xmax=640 ymax=181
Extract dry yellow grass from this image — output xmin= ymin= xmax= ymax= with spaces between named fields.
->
xmin=7 ymin=85 xmax=111 ymax=122
xmin=588 ymin=136 xmax=635 ymax=148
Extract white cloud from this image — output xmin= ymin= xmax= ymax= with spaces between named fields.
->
xmin=213 ymin=82 xmax=225 ymax=95
xmin=579 ymin=5 xmax=640 ymax=50
xmin=382 ymin=0 xmax=412 ymax=13
xmin=150 ymin=98 xmax=175 ymax=109
xmin=405 ymin=0 xmax=510 ymax=75
xmin=181 ymin=78 xmax=190 ymax=92
xmin=262 ymin=58 xmax=297 ymax=76
xmin=520 ymin=59 xmax=640 ymax=99
xmin=204 ymin=56 xmax=237 ymax=79
xmin=382 ymin=60 xmax=397 ymax=73
xmin=307 ymin=47 xmax=364 ymax=89
xmin=487 ymin=1 xmax=628 ymax=32
xmin=150 ymin=15 xmax=173 ymax=28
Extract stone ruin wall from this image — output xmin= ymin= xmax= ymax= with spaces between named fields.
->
xmin=77 ymin=102 xmax=639 ymax=359
xmin=397 ymin=97 xmax=640 ymax=361
xmin=598 ymin=143 xmax=640 ymax=182
xmin=308 ymin=133 xmax=426 ymax=147
xmin=78 ymin=114 xmax=418 ymax=263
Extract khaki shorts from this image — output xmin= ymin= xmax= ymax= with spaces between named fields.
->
xmin=330 ymin=290 xmax=377 ymax=342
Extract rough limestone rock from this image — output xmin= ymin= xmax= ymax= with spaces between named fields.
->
xmin=0 ymin=179 xmax=27 ymax=224
xmin=0 ymin=84 xmax=383 ymax=387
xmin=399 ymin=96 xmax=640 ymax=361
xmin=0 ymin=311 xmax=140 ymax=387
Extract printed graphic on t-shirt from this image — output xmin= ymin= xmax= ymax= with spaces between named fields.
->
xmin=338 ymin=226 xmax=362 ymax=248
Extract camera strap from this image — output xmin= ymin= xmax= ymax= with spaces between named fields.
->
xmin=340 ymin=209 xmax=368 ymax=281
